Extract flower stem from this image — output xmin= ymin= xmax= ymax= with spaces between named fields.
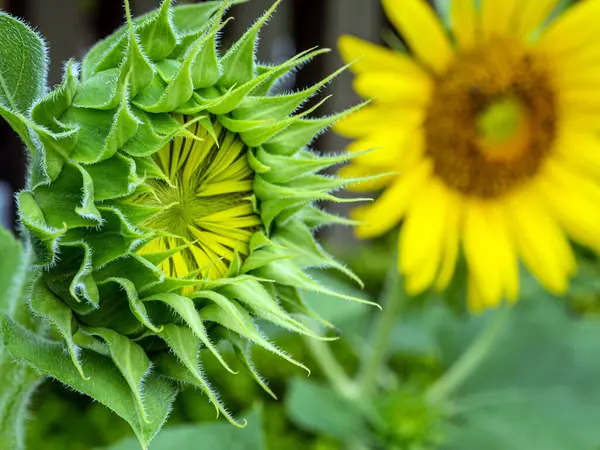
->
xmin=304 ymin=337 xmax=358 ymax=401
xmin=358 ymin=262 xmax=405 ymax=397
xmin=426 ymin=306 xmax=511 ymax=404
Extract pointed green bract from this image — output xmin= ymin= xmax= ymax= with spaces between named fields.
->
xmin=0 ymin=1 xmax=368 ymax=447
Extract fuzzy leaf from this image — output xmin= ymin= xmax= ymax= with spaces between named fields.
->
xmin=219 ymin=0 xmax=281 ymax=88
xmin=0 ymin=12 xmax=47 ymax=113
xmin=28 ymin=274 xmax=88 ymax=379
xmin=0 ymin=226 xmax=25 ymax=313
xmin=0 ymin=316 xmax=177 ymax=450
xmin=0 ymin=352 xmax=41 ymax=450
xmin=273 ymin=218 xmax=363 ymax=287
xmin=80 ymin=326 xmax=152 ymax=423
xmin=82 ymin=1 xmax=230 ymax=80
xmin=32 ymin=162 xmax=100 ymax=229
xmin=146 ymin=293 xmax=236 ymax=374
xmin=31 ymin=60 xmax=78 ymax=130
xmin=200 ymin=300 xmax=310 ymax=374
xmin=138 ymin=0 xmax=177 ymax=61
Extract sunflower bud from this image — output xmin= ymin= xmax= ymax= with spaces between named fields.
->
xmin=0 ymin=1 xmax=371 ymax=446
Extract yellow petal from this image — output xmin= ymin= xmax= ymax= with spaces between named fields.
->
xmin=399 ymin=178 xmax=449 ymax=293
xmin=382 ymin=0 xmax=453 ymax=73
xmin=353 ymin=159 xmax=432 ymax=239
xmin=451 ymin=0 xmax=478 ymax=50
xmin=434 ymin=190 xmax=462 ymax=291
xmin=506 ymin=183 xmax=574 ymax=294
xmin=462 ymin=199 xmax=503 ymax=306
xmin=553 ymin=129 xmax=600 ymax=178
xmin=334 ymin=105 xmax=398 ymax=138
xmin=536 ymin=158 xmax=600 ymax=253
xmin=338 ymin=35 xmax=427 ymax=77
xmin=514 ymin=0 xmax=560 ymax=39
xmin=539 ymin=0 xmax=600 ymax=57
xmin=353 ymin=72 xmax=432 ymax=105
xmin=481 ymin=0 xmax=518 ymax=39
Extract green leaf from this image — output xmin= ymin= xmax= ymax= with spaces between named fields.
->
xmin=0 ymin=352 xmax=41 ymax=450
xmin=0 ymin=226 xmax=25 ymax=313
xmin=0 ymin=315 xmax=177 ymax=450
xmin=285 ymin=377 xmax=369 ymax=442
xmin=0 ymin=12 xmax=47 ymax=112
xmin=101 ymin=404 xmax=265 ymax=450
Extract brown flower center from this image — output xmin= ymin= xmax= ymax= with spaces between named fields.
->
xmin=423 ymin=37 xmax=556 ymax=198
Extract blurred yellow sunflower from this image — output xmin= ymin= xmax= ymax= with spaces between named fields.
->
xmin=337 ymin=0 xmax=600 ymax=311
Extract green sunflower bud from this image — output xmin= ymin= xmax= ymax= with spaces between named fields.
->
xmin=0 ymin=1 xmax=372 ymax=447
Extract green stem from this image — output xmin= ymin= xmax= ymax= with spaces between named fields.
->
xmin=304 ymin=337 xmax=358 ymax=401
xmin=426 ymin=306 xmax=511 ymax=404
xmin=358 ymin=262 xmax=404 ymax=397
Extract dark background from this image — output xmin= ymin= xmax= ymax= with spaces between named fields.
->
xmin=0 ymin=0 xmax=389 ymax=230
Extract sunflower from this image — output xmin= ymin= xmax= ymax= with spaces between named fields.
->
xmin=0 ymin=1 xmax=369 ymax=445
xmin=336 ymin=0 xmax=600 ymax=311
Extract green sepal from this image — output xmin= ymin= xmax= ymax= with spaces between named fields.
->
xmin=94 ymin=254 xmax=163 ymax=293
xmin=61 ymin=107 xmax=118 ymax=163
xmin=79 ymin=325 xmax=153 ymax=423
xmin=59 ymin=240 xmax=100 ymax=306
xmin=218 ymin=0 xmax=281 ymax=89
xmin=73 ymin=69 xmax=122 ymax=110
xmin=133 ymin=31 xmax=215 ymax=113
xmin=219 ymin=279 xmax=328 ymax=340
xmin=241 ymin=245 xmax=292 ymax=273
xmin=296 ymin=205 xmax=360 ymax=229
xmin=32 ymin=162 xmax=101 ymax=228
xmin=189 ymin=9 xmax=227 ymax=89
xmin=30 ymin=125 xmax=78 ymax=184
xmin=152 ymin=350 xmax=246 ymax=427
xmin=101 ymin=96 xmax=142 ymax=162
xmin=156 ymin=324 xmax=240 ymax=422
xmin=16 ymin=191 xmax=65 ymax=267
xmin=250 ymin=48 xmax=330 ymax=97
xmin=263 ymin=102 xmax=368 ymax=156
xmin=97 ymin=277 xmax=162 ymax=333
xmin=273 ymin=218 xmax=363 ymax=287
xmin=254 ymin=259 xmax=379 ymax=309
xmin=80 ymin=0 xmax=231 ymax=80
xmin=145 ymin=292 xmax=237 ymax=374
xmin=28 ymin=273 xmax=88 ymax=380
xmin=0 ymin=106 xmax=37 ymax=155
xmin=64 ymin=207 xmax=145 ymax=269
xmin=86 ymin=153 xmax=141 ymax=201
xmin=31 ymin=60 xmax=79 ymax=130
xmin=0 ymin=316 xmax=177 ymax=450
xmin=234 ymin=63 xmax=349 ymax=121
xmin=200 ymin=300 xmax=310 ymax=374
xmin=138 ymin=0 xmax=177 ymax=61
xmin=224 ymin=329 xmax=277 ymax=399
xmin=257 ymin=148 xmax=356 ymax=184
xmin=239 ymin=95 xmax=330 ymax=148
xmin=254 ymin=175 xmax=344 ymax=229
xmin=276 ymin=284 xmax=336 ymax=331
